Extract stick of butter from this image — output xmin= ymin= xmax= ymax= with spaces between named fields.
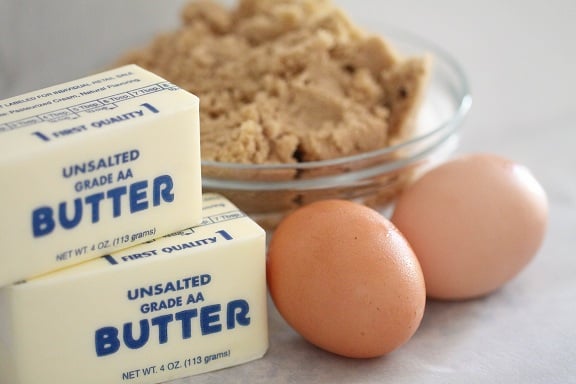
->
xmin=0 ymin=64 xmax=202 ymax=286
xmin=0 ymin=194 xmax=268 ymax=384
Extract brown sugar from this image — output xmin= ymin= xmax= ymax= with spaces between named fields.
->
xmin=117 ymin=0 xmax=430 ymax=165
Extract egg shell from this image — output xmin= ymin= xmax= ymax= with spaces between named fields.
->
xmin=391 ymin=153 xmax=548 ymax=300
xmin=267 ymin=199 xmax=426 ymax=358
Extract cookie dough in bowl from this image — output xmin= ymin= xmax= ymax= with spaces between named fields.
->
xmin=117 ymin=0 xmax=471 ymax=229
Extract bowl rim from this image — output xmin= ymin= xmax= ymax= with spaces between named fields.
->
xmin=201 ymin=26 xmax=472 ymax=172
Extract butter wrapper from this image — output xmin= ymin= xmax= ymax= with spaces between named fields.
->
xmin=0 ymin=64 xmax=202 ymax=285
xmin=0 ymin=194 xmax=268 ymax=384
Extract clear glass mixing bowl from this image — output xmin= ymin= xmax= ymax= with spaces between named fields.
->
xmin=201 ymin=27 xmax=472 ymax=229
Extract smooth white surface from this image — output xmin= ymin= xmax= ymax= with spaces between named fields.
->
xmin=1 ymin=0 xmax=575 ymax=383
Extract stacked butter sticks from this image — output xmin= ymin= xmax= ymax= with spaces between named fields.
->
xmin=0 ymin=65 xmax=268 ymax=384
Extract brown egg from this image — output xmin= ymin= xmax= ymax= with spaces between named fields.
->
xmin=267 ymin=200 xmax=425 ymax=358
xmin=391 ymin=153 xmax=548 ymax=300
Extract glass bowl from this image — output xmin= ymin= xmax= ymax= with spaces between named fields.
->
xmin=201 ymin=27 xmax=472 ymax=230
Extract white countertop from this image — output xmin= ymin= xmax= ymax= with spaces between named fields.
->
xmin=1 ymin=0 xmax=575 ymax=383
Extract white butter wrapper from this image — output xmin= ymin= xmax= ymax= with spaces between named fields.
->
xmin=0 ymin=194 xmax=268 ymax=384
xmin=0 ymin=64 xmax=202 ymax=286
